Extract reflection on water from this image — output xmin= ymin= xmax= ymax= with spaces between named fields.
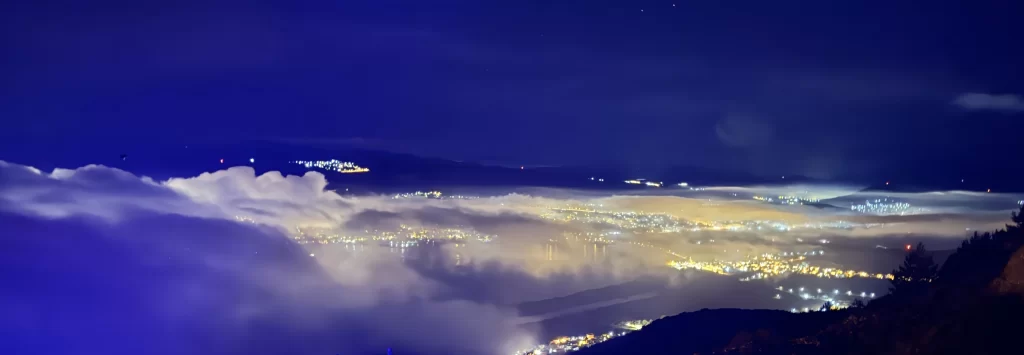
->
xmin=323 ymin=237 xmax=623 ymax=271
xmin=545 ymin=242 xmax=608 ymax=262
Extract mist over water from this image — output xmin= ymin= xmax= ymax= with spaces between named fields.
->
xmin=2 ymin=161 xmax=1021 ymax=354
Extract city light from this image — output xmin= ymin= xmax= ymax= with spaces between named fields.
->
xmin=515 ymin=319 xmax=654 ymax=354
xmin=391 ymin=190 xmax=477 ymax=200
xmin=753 ymin=195 xmax=821 ymax=205
xmin=291 ymin=224 xmax=496 ymax=246
xmin=292 ymin=159 xmax=369 ymax=173
xmin=668 ymin=251 xmax=894 ymax=281
xmin=542 ymin=205 xmax=859 ymax=234
xmin=851 ymin=198 xmax=922 ymax=216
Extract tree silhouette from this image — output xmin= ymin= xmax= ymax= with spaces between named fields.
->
xmin=850 ymin=298 xmax=865 ymax=309
xmin=889 ymin=242 xmax=937 ymax=297
xmin=934 ymin=206 xmax=1024 ymax=297
xmin=819 ymin=301 xmax=834 ymax=312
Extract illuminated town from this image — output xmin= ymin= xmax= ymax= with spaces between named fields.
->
xmin=292 ymin=226 xmax=367 ymax=245
xmin=665 ymin=251 xmax=892 ymax=313
xmin=753 ymin=195 xmax=822 ymax=205
xmin=541 ymin=205 xmax=857 ymax=234
xmin=542 ymin=207 xmax=685 ymax=233
xmin=292 ymin=224 xmax=495 ymax=246
xmin=291 ymin=159 xmax=369 ymax=173
xmin=514 ymin=319 xmax=654 ymax=355
xmin=667 ymin=251 xmax=895 ymax=281
xmin=392 ymin=190 xmax=443 ymax=199
xmin=390 ymin=190 xmax=479 ymax=200
xmin=772 ymin=284 xmax=875 ymax=312
xmin=622 ymin=179 xmax=664 ymax=187
xmin=850 ymin=198 xmax=924 ymax=215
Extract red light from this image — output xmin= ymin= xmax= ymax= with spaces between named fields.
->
xmin=905 ymin=244 xmax=911 ymax=251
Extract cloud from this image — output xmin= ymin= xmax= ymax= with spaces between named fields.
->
xmin=952 ymin=93 xmax=1024 ymax=112
xmin=0 ymin=161 xmax=538 ymax=355
xmin=0 ymin=209 xmax=537 ymax=355
xmin=0 ymin=161 xmax=214 ymax=221
xmin=3 ymin=160 xmax=1022 ymax=354
xmin=164 ymin=166 xmax=353 ymax=228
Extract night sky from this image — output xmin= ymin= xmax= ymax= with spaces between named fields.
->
xmin=2 ymin=0 xmax=1022 ymax=180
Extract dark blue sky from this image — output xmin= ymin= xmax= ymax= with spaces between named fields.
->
xmin=2 ymin=0 xmax=1022 ymax=179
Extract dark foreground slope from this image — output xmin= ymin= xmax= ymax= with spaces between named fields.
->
xmin=575 ymin=309 xmax=844 ymax=355
xmin=579 ymin=207 xmax=1024 ymax=355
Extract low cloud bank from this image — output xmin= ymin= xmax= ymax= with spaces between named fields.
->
xmin=2 ymin=161 xmax=1020 ymax=354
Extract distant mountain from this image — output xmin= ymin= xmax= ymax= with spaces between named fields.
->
xmin=22 ymin=140 xmax=821 ymax=191
xmin=9 ymin=139 xmax=1016 ymax=192
xmin=858 ymin=182 xmax=958 ymax=193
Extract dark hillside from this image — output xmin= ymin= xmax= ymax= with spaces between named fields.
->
xmin=579 ymin=207 xmax=1024 ymax=355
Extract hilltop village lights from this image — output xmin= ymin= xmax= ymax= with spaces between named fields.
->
xmin=292 ymin=159 xmax=369 ymax=173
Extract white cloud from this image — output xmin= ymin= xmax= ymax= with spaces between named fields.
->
xmin=3 ymin=160 xmax=1022 ymax=354
xmin=0 ymin=161 xmax=539 ymax=354
xmin=952 ymin=92 xmax=1024 ymax=112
